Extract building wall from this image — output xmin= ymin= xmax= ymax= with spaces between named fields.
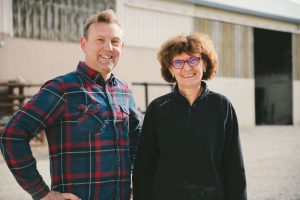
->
xmin=117 ymin=0 xmax=194 ymax=48
xmin=115 ymin=0 xmax=256 ymax=126
xmin=114 ymin=45 xmax=256 ymax=127
xmin=0 ymin=37 xmax=83 ymax=83
xmin=0 ymin=0 xmax=12 ymax=36
xmin=294 ymin=81 xmax=300 ymax=125
xmin=1 ymin=0 xmax=300 ymax=126
xmin=0 ymin=38 xmax=256 ymax=126
xmin=209 ymin=77 xmax=255 ymax=128
xmin=293 ymin=34 xmax=300 ymax=125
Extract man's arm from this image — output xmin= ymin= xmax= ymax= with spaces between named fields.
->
xmin=0 ymin=80 xmax=65 ymax=199
xmin=128 ymin=91 xmax=143 ymax=168
xmin=41 ymin=191 xmax=81 ymax=200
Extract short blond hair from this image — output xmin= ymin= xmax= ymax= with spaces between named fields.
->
xmin=83 ymin=9 xmax=121 ymax=39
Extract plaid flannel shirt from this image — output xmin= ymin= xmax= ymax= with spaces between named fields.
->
xmin=0 ymin=61 xmax=142 ymax=200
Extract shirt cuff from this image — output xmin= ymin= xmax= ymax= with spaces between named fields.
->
xmin=30 ymin=180 xmax=50 ymax=200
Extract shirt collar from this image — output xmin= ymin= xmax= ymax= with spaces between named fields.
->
xmin=76 ymin=61 xmax=115 ymax=86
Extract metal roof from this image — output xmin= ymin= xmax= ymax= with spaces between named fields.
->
xmin=184 ymin=0 xmax=300 ymax=24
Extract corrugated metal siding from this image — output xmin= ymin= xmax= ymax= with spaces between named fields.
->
xmin=294 ymin=34 xmax=300 ymax=80
xmin=11 ymin=0 xmax=115 ymax=42
xmin=222 ymin=22 xmax=235 ymax=77
xmin=118 ymin=3 xmax=193 ymax=49
xmin=195 ymin=18 xmax=253 ymax=78
xmin=0 ymin=0 xmax=13 ymax=36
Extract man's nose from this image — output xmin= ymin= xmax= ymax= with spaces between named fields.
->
xmin=104 ymin=41 xmax=113 ymax=50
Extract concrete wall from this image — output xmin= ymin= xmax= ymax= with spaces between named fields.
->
xmin=293 ymin=81 xmax=300 ymax=125
xmin=0 ymin=37 xmax=83 ymax=83
xmin=208 ymin=77 xmax=256 ymax=127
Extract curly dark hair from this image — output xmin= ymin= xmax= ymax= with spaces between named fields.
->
xmin=157 ymin=32 xmax=217 ymax=83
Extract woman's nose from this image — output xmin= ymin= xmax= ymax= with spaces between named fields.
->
xmin=182 ymin=61 xmax=192 ymax=70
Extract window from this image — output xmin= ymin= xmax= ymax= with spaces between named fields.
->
xmin=13 ymin=0 xmax=116 ymax=42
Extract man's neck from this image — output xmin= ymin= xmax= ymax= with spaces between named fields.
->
xmin=101 ymin=73 xmax=111 ymax=83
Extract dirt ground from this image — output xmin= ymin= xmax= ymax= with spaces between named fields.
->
xmin=1 ymin=126 xmax=300 ymax=200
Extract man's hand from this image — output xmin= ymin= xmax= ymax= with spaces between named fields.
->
xmin=41 ymin=191 xmax=81 ymax=200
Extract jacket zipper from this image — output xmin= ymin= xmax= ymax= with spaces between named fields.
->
xmin=188 ymin=106 xmax=192 ymax=128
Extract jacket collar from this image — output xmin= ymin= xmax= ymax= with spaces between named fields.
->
xmin=173 ymin=81 xmax=208 ymax=104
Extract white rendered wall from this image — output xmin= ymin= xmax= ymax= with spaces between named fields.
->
xmin=208 ymin=77 xmax=256 ymax=127
xmin=293 ymin=81 xmax=300 ymax=125
xmin=0 ymin=37 xmax=83 ymax=84
xmin=115 ymin=46 xmax=168 ymax=111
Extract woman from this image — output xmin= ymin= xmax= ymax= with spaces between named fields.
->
xmin=132 ymin=32 xmax=247 ymax=200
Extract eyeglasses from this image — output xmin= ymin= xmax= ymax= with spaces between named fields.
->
xmin=171 ymin=56 xmax=201 ymax=69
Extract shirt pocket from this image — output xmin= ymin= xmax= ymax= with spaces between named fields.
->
xmin=77 ymin=103 xmax=105 ymax=134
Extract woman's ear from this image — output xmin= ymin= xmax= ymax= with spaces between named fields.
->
xmin=202 ymin=60 xmax=207 ymax=73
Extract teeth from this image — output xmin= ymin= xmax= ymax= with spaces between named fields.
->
xmin=182 ymin=74 xmax=194 ymax=78
xmin=100 ymin=55 xmax=112 ymax=59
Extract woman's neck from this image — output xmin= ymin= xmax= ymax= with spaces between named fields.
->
xmin=178 ymin=85 xmax=201 ymax=106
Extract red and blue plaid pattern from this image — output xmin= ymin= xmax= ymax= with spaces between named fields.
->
xmin=0 ymin=61 xmax=142 ymax=200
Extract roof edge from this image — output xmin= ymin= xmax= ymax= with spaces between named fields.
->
xmin=184 ymin=0 xmax=300 ymax=24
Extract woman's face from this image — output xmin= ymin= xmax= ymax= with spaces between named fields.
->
xmin=169 ymin=52 xmax=206 ymax=90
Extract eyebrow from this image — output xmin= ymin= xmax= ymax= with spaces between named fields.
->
xmin=95 ymin=35 xmax=122 ymax=41
xmin=112 ymin=37 xmax=121 ymax=40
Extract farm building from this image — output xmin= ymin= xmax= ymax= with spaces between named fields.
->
xmin=0 ymin=0 xmax=300 ymax=126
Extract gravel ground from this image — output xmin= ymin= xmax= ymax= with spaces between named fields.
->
xmin=241 ymin=126 xmax=300 ymax=200
xmin=1 ymin=126 xmax=300 ymax=200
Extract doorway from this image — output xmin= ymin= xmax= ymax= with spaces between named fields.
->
xmin=254 ymin=28 xmax=293 ymax=125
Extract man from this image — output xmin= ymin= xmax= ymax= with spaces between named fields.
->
xmin=0 ymin=9 xmax=142 ymax=200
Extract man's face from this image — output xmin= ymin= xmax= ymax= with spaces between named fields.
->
xmin=80 ymin=22 xmax=124 ymax=81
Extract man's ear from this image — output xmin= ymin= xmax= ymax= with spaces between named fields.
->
xmin=121 ymin=41 xmax=125 ymax=48
xmin=80 ymin=36 xmax=87 ymax=52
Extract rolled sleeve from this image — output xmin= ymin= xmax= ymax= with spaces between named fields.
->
xmin=0 ymin=79 xmax=65 ymax=198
